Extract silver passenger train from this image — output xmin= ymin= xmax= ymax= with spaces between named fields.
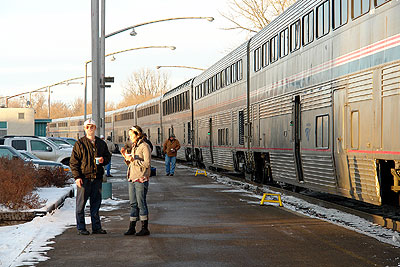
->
xmin=49 ymin=0 xmax=400 ymax=206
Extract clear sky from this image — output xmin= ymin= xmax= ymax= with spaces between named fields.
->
xmin=0 ymin=0 xmax=248 ymax=106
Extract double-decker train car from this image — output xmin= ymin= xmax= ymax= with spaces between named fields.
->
xmin=161 ymin=79 xmax=193 ymax=161
xmin=136 ymin=96 xmax=162 ymax=157
xmin=193 ymin=44 xmax=247 ymax=171
xmin=246 ymin=0 xmax=400 ymax=206
xmin=48 ymin=0 xmax=400 ymax=206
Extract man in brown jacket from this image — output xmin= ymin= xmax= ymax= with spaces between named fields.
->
xmin=162 ymin=134 xmax=180 ymax=176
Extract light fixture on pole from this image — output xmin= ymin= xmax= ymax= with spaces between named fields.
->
xmin=156 ymin=65 xmax=205 ymax=71
xmin=84 ymin=45 xmax=177 ymax=121
xmin=130 ymin=28 xmax=137 ymax=36
xmin=96 ymin=15 xmax=214 ymax=136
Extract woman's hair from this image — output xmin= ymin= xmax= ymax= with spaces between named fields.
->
xmin=129 ymin=125 xmax=144 ymax=139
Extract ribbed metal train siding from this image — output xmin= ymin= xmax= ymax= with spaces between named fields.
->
xmin=212 ymin=148 xmax=234 ymax=170
xmin=347 ymin=157 xmax=379 ymax=203
xmin=270 ymin=152 xmax=297 ymax=182
xmin=301 ymin=84 xmax=337 ymax=190
xmin=302 ymin=154 xmax=336 ymax=189
xmin=347 ymin=71 xmax=373 ymax=103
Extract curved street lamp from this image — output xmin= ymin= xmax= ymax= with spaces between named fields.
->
xmin=105 ymin=17 xmax=214 ymax=38
xmin=93 ymin=15 xmax=214 ymax=135
xmin=84 ymin=45 xmax=176 ymax=120
xmin=4 ymin=76 xmax=85 ymax=118
xmin=156 ymin=65 xmax=205 ymax=71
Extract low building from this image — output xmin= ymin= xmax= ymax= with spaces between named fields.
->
xmin=0 ymin=108 xmax=35 ymax=136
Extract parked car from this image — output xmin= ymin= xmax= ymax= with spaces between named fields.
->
xmin=0 ymin=136 xmax=72 ymax=165
xmin=0 ymin=145 xmax=70 ymax=173
xmin=60 ymin=137 xmax=77 ymax=146
xmin=46 ymin=137 xmax=73 ymax=149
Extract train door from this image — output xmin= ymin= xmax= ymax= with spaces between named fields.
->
xmin=293 ymin=95 xmax=304 ymax=182
xmin=209 ymin=117 xmax=214 ymax=164
xmin=333 ymin=89 xmax=349 ymax=190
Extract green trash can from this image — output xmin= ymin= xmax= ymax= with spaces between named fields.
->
xmin=102 ymin=182 xmax=112 ymax=199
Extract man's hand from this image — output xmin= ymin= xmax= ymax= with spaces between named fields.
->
xmin=76 ymin=178 xmax=83 ymax=188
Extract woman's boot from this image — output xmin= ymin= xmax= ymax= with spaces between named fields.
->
xmin=136 ymin=220 xmax=150 ymax=236
xmin=124 ymin=221 xmax=136 ymax=235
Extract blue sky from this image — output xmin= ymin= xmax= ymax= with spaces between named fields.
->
xmin=0 ymin=0 xmax=248 ymax=105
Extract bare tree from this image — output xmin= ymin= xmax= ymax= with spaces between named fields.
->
xmin=220 ymin=0 xmax=296 ymax=34
xmin=119 ymin=68 xmax=170 ymax=108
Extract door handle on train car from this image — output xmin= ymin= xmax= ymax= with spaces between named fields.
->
xmin=336 ymin=137 xmax=343 ymax=153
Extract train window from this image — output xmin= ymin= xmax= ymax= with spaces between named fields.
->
xmin=254 ymin=47 xmax=261 ymax=72
xmin=352 ymin=0 xmax=370 ymax=19
xmin=262 ymin=42 xmax=269 ymax=67
xmin=316 ymin=115 xmax=329 ymax=148
xmin=238 ymin=111 xmax=244 ymax=145
xmin=225 ymin=128 xmax=229 ymax=145
xmin=290 ymin=20 xmax=301 ymax=52
xmin=221 ymin=70 xmax=226 ymax=88
xmin=216 ymin=73 xmax=221 ymax=90
xmin=375 ymin=0 xmax=390 ymax=7
xmin=231 ymin=64 xmax=237 ymax=83
xmin=187 ymin=122 xmax=191 ymax=144
xmin=195 ymin=86 xmax=198 ymax=100
xmin=317 ymin=0 xmax=330 ymax=39
xmin=351 ymin=111 xmax=359 ymax=149
xmin=237 ymin=60 xmax=243 ymax=80
xmin=270 ymin=35 xmax=279 ymax=63
xmin=302 ymin=11 xmax=314 ymax=46
xmin=226 ymin=67 xmax=231 ymax=86
xmin=199 ymin=83 xmax=203 ymax=99
xmin=333 ymin=0 xmax=348 ymax=29
xmin=280 ymin=28 xmax=289 ymax=58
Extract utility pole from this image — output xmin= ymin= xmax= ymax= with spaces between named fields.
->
xmin=100 ymin=0 xmax=106 ymax=137
xmin=91 ymin=0 xmax=100 ymax=135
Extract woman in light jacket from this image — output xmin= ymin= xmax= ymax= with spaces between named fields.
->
xmin=121 ymin=125 xmax=151 ymax=236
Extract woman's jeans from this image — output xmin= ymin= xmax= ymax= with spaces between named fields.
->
xmin=165 ymin=155 xmax=176 ymax=175
xmin=128 ymin=181 xmax=149 ymax=221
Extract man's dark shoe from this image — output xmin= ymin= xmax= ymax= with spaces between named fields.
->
xmin=92 ymin=229 xmax=107 ymax=234
xmin=165 ymin=173 xmax=170 ymax=176
xmin=78 ymin=229 xmax=90 ymax=235
xmin=170 ymin=173 xmax=174 ymax=176
xmin=106 ymin=174 xmax=113 ymax=177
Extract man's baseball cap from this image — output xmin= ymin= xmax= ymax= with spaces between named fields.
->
xmin=84 ymin=119 xmax=96 ymax=127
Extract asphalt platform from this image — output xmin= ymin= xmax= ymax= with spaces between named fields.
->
xmin=35 ymin=155 xmax=400 ymax=267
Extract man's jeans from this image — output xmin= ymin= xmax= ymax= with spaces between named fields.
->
xmin=165 ymin=155 xmax=176 ymax=175
xmin=106 ymin=159 xmax=111 ymax=176
xmin=128 ymin=181 xmax=149 ymax=221
xmin=76 ymin=178 xmax=102 ymax=231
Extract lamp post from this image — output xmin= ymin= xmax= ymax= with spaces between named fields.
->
xmin=156 ymin=65 xmax=206 ymax=71
xmin=94 ymin=13 xmax=214 ymax=136
xmin=105 ymin=16 xmax=214 ymax=38
xmin=84 ymin=45 xmax=176 ymax=121
xmin=4 ymin=77 xmax=85 ymax=115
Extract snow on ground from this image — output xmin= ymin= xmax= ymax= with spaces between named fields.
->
xmin=207 ymin=172 xmax=400 ymax=248
xmin=0 ymin=187 xmax=127 ymax=267
xmin=1 ymin=164 xmax=400 ymax=266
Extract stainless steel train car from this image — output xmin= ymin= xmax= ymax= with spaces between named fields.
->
xmin=161 ymin=79 xmax=193 ymax=161
xmin=48 ymin=0 xmax=400 ymax=206
xmin=136 ymin=96 xmax=162 ymax=157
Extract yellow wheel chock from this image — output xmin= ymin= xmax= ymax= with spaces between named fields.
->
xmin=195 ymin=169 xmax=207 ymax=176
xmin=260 ymin=193 xmax=283 ymax=207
